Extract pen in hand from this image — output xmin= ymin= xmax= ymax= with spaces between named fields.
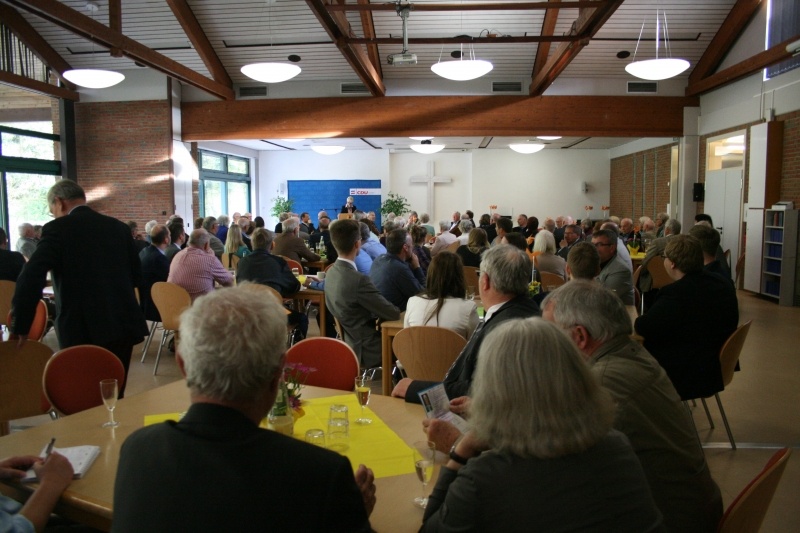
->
xmin=44 ymin=438 xmax=56 ymax=460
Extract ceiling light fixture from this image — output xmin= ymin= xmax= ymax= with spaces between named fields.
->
xmin=625 ymin=10 xmax=689 ymax=81
xmin=537 ymin=136 xmax=562 ymax=141
xmin=409 ymin=136 xmax=434 ymax=141
xmin=410 ymin=140 xmax=445 ymax=154
xmin=311 ymin=145 xmax=345 ymax=155
xmin=241 ymin=1 xmax=301 ymax=83
xmin=62 ymin=3 xmax=125 ymax=89
xmin=431 ymin=40 xmax=493 ymax=81
xmin=509 ymin=143 xmax=545 ymax=154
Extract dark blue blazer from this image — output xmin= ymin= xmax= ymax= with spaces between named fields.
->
xmin=139 ymin=245 xmax=170 ymax=321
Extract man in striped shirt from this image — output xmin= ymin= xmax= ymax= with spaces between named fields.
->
xmin=168 ymin=229 xmax=233 ymax=302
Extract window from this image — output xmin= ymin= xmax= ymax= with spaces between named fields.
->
xmin=198 ymin=150 xmax=251 ymax=218
xmin=766 ymin=0 xmax=800 ymax=79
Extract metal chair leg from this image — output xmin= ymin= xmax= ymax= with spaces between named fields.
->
xmin=154 ymin=329 xmax=170 ymax=376
xmin=683 ymin=401 xmax=704 ymax=448
xmin=700 ymin=397 xmax=715 ymax=428
xmin=140 ymin=321 xmax=158 ymax=362
xmin=714 ymin=393 xmax=736 ymax=450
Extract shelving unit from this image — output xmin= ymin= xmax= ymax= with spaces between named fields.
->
xmin=761 ymin=209 xmax=798 ymax=306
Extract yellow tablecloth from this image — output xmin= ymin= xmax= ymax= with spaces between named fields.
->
xmin=144 ymin=394 xmax=414 ymax=479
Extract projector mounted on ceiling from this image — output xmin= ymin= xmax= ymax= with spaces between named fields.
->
xmin=387 ymin=3 xmax=417 ymax=66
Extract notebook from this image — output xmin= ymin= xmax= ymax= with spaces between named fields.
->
xmin=22 ymin=445 xmax=101 ymax=482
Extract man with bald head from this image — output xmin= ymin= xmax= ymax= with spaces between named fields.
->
xmin=168 ymin=229 xmax=233 ymax=302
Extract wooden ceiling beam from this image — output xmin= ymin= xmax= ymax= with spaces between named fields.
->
xmin=181 ymin=95 xmax=697 ymax=141
xmin=108 ymin=0 xmax=122 ymax=57
xmin=532 ymin=0 xmax=562 ymax=78
xmin=305 ymin=0 xmax=385 ymax=96
xmin=166 ymin=0 xmax=232 ymax=86
xmin=356 ymin=0 xmax=383 ymax=81
xmin=1 ymin=0 xmax=233 ymax=100
xmin=686 ymin=35 xmax=798 ymax=97
xmin=328 ymin=2 xmax=602 ymax=12
xmin=0 ymin=3 xmax=75 ymax=90
xmin=350 ymin=35 xmax=577 ymax=45
xmin=529 ymin=0 xmax=624 ymax=96
xmin=0 ymin=70 xmax=79 ymax=100
xmin=689 ymin=0 xmax=762 ymax=85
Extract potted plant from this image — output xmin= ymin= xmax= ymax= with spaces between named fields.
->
xmin=270 ymin=196 xmax=294 ymax=219
xmin=380 ymin=192 xmax=411 ymax=219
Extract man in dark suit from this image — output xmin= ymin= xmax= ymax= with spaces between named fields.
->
xmin=0 ymin=227 xmax=25 ymax=281
xmin=10 ymin=180 xmax=148 ymax=396
xmin=309 ymin=216 xmax=338 ymax=262
xmin=139 ymin=224 xmax=171 ymax=323
xmin=592 ymin=229 xmax=634 ymax=306
xmin=165 ymin=221 xmax=185 ymax=262
xmin=369 ymin=228 xmax=425 ymax=311
xmin=556 ymin=224 xmax=583 ymax=260
xmin=392 ymin=245 xmax=540 ymax=403
xmin=113 ymin=285 xmax=375 ymax=532
xmin=325 ymin=219 xmax=399 ymax=368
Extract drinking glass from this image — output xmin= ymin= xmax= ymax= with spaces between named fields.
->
xmin=100 ymin=379 xmax=120 ymax=428
xmin=354 ymin=376 xmax=372 ymax=425
xmin=412 ymin=440 xmax=436 ymax=508
xmin=328 ymin=405 xmax=350 ymax=452
xmin=305 ymin=429 xmax=326 ymax=447
xmin=291 ymin=268 xmax=300 ymax=277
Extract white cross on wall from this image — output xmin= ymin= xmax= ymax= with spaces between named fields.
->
xmin=409 ymin=161 xmax=452 ymax=219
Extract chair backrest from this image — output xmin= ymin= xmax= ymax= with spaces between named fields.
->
xmin=392 ymin=326 xmax=467 ymax=382
xmin=238 ymin=283 xmax=291 ymax=314
xmin=6 ymin=299 xmax=48 ymax=342
xmin=540 ymin=271 xmax=566 ymax=291
xmin=285 ymin=338 xmax=360 ymax=391
xmin=0 ymin=340 xmax=53 ymax=434
xmin=43 ymin=345 xmax=125 ymax=415
xmin=647 ymin=257 xmax=674 ymax=289
xmin=282 ymin=257 xmax=303 ymax=274
xmin=718 ymin=448 xmax=792 ymax=533
xmin=462 ymin=266 xmax=479 ymax=294
xmin=0 ymin=280 xmax=15 ymax=327
xmin=719 ymin=321 xmax=752 ymax=387
xmin=150 ymin=282 xmax=192 ymax=331
xmin=446 ymin=240 xmax=461 ymax=253
xmin=735 ymin=253 xmax=746 ymax=286
xmin=324 ymin=262 xmax=336 ymax=272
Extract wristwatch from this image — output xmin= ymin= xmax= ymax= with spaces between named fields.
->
xmin=448 ymin=437 xmax=469 ymax=465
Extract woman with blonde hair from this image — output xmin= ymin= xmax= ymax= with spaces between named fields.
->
xmin=455 ymin=228 xmax=487 ymax=268
xmin=225 ymin=223 xmax=250 ymax=259
xmin=421 ymin=318 xmax=662 ymax=532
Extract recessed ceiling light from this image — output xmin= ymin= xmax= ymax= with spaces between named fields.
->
xmin=409 ymin=136 xmax=434 ymax=141
xmin=311 ymin=145 xmax=345 ymax=155
xmin=509 ymin=143 xmax=546 ymax=154
xmin=537 ymin=136 xmax=562 ymax=141
xmin=617 ymin=51 xmax=631 ymax=59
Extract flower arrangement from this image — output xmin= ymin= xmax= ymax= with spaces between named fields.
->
xmin=528 ymin=280 xmax=541 ymax=298
xmin=601 ymin=205 xmax=610 ymax=218
xmin=283 ymin=362 xmax=317 ymax=411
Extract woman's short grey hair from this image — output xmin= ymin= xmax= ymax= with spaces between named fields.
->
xmin=217 ymin=215 xmax=230 ymax=226
xmin=542 ymin=279 xmax=632 ymax=342
xmin=420 ymin=213 xmax=430 ymax=223
xmin=480 ymin=244 xmax=531 ymax=296
xmin=47 ymin=179 xmax=85 ymax=204
xmin=179 ymin=284 xmax=287 ymax=403
xmin=458 ymin=219 xmax=474 ymax=233
xmin=282 ymin=216 xmax=300 ymax=233
xmin=359 ymin=221 xmax=371 ymax=241
xmin=470 ymin=317 xmax=614 ymax=459
xmin=145 ymin=219 xmax=158 ymax=235
xmin=438 ymin=220 xmax=450 ymax=232
xmin=532 ymin=229 xmax=556 ymax=254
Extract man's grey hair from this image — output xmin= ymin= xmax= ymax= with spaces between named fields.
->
xmin=480 ymin=244 xmax=531 ymax=296
xmin=47 ymin=179 xmax=85 ymax=205
xmin=544 ymin=218 xmax=556 ymax=232
xmin=459 ymin=219 xmax=474 ymax=233
xmin=317 ymin=210 xmax=328 ymax=220
xmin=383 ymin=220 xmax=396 ymax=233
xmin=542 ymin=279 xmax=632 ymax=342
xmin=354 ymin=210 xmax=366 ymax=221
xmin=18 ymin=223 xmax=33 ymax=237
xmin=282 ymin=216 xmax=300 ymax=233
xmin=420 ymin=213 xmax=430 ymax=223
xmin=279 ymin=212 xmax=290 ymax=222
xmin=179 ymin=284 xmax=287 ymax=403
xmin=359 ymin=221 xmax=371 ymax=242
xmin=251 ymin=227 xmax=275 ymax=251
xmin=656 ymin=212 xmax=670 ymax=224
xmin=202 ymin=217 xmax=217 ymax=232
xmin=470 ymin=317 xmax=614 ymax=458
xmin=188 ymin=228 xmax=210 ymax=248
xmin=145 ymin=219 xmax=158 ymax=235
xmin=665 ymin=218 xmax=681 ymax=235
xmin=438 ymin=220 xmax=450 ymax=232
xmin=217 ymin=215 xmax=230 ymax=226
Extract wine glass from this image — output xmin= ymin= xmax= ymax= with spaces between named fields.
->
xmin=412 ymin=440 xmax=436 ymax=508
xmin=354 ymin=375 xmax=372 ymax=425
xmin=100 ymin=379 xmax=120 ymax=428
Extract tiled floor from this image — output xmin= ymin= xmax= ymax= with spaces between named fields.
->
xmin=9 ymin=289 xmax=800 ymax=530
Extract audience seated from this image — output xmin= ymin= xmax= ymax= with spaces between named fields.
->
xmin=409 ymin=224 xmax=432 ymax=275
xmin=689 ymin=224 xmax=732 ymax=283
xmin=638 ymin=218 xmax=681 ymax=310
xmin=215 ymin=214 xmax=230 ymax=244
xmin=600 ymin=221 xmax=633 ymax=271
xmin=202 ymin=217 xmax=225 ymax=259
xmin=224 ymin=223 xmax=251 ymax=260
xmin=634 ymin=235 xmax=738 ymax=400
xmin=369 ymin=229 xmax=425 ymax=311
xmin=404 ymin=252 xmax=478 ymax=339
xmin=430 ymin=221 xmax=457 ymax=256
xmin=113 ymin=285 xmax=375 ymax=532
xmin=456 ymin=228 xmax=487 ymax=268
xmin=492 ymin=217 xmax=513 ymax=247
xmin=531 ymin=229 xmax=566 ymax=280
xmin=420 ymin=318 xmax=662 ymax=532
xmin=501 ymin=231 xmax=527 ymax=252
xmin=168 ymin=228 xmax=233 ymax=302
xmin=139 ymin=224 xmax=171 ymax=323
xmin=15 ymin=223 xmax=37 ymax=260
xmin=419 ymin=213 xmax=436 ymax=236
xmin=0 ymin=453 xmax=74 ymax=531
xmin=592 ymin=228 xmax=634 ymax=305
xmin=556 ymin=224 xmax=582 ymax=259
xmin=273 ymin=216 xmax=321 ymax=265
xmin=0 ymin=228 xmax=25 ymax=281
xmin=456 ymin=219 xmax=473 ymax=245
xmin=165 ymin=222 xmax=185 ymax=262
xmin=309 ymin=216 xmax=338 ymax=262
xmin=565 ymin=241 xmax=601 ymax=280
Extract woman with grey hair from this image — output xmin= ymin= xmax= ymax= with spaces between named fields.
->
xmin=421 ymin=318 xmax=663 ymax=532
xmin=531 ymin=229 xmax=566 ymax=280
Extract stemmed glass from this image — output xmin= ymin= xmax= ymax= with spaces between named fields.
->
xmin=412 ymin=440 xmax=436 ymax=508
xmin=354 ymin=375 xmax=372 ymax=425
xmin=100 ymin=379 xmax=120 ymax=428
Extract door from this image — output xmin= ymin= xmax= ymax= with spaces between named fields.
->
xmin=704 ymin=168 xmax=742 ymax=269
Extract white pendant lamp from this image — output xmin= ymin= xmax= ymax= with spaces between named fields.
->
xmin=311 ymin=145 xmax=345 ymax=155
xmin=431 ymin=43 xmax=493 ymax=81
xmin=410 ymin=140 xmax=445 ymax=154
xmin=625 ymin=10 xmax=689 ymax=81
xmin=241 ymin=62 xmax=301 ymax=83
xmin=537 ymin=136 xmax=562 ymax=141
xmin=63 ymin=3 xmax=124 ymax=89
xmin=509 ymin=143 xmax=545 ymax=154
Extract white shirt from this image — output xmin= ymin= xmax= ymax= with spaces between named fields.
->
xmin=404 ymin=296 xmax=479 ymax=340
xmin=430 ymin=231 xmax=457 ymax=256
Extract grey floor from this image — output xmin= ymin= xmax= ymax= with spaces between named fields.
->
xmin=9 ymin=289 xmax=800 ymax=530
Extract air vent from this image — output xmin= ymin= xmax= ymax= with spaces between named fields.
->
xmin=492 ymin=81 xmax=523 ymax=93
xmin=627 ymin=81 xmax=658 ymax=94
xmin=341 ymin=82 xmax=369 ymax=95
xmin=238 ymin=85 xmax=268 ymax=98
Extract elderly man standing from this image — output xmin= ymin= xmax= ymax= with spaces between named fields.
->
xmin=543 ymin=281 xmax=722 ymax=533
xmin=392 ymin=245 xmax=540 ymax=403
xmin=15 ymin=223 xmax=37 ymax=260
xmin=370 ymin=228 xmax=425 ymax=311
xmin=273 ymin=216 xmax=321 ymax=265
xmin=168 ymin=229 xmax=233 ymax=302
xmin=591 ymin=228 xmax=634 ymax=305
xmin=10 ymin=180 xmax=147 ymax=396
xmin=113 ymin=286 xmax=375 ymax=532
xmin=325 ymin=219 xmax=399 ymax=369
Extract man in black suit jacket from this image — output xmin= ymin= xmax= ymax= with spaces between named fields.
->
xmin=113 ymin=285 xmax=375 ymax=533
xmin=393 ymin=245 xmax=540 ymax=403
xmin=10 ymin=180 xmax=147 ymax=396
xmin=139 ymin=224 xmax=171 ymax=322
xmin=0 ymin=227 xmax=25 ymax=281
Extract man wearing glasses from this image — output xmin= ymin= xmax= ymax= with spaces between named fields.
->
xmin=591 ymin=228 xmax=634 ymax=305
xmin=556 ymin=224 xmax=583 ymax=260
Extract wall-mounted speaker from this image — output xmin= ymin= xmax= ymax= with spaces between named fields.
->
xmin=693 ymin=183 xmax=705 ymax=202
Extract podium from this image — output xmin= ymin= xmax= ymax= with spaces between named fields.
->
xmin=338 ymin=213 xmax=354 ymax=220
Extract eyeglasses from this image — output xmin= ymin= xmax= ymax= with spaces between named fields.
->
xmin=593 ymin=242 xmax=613 ymax=248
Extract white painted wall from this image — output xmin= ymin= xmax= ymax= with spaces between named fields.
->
xmin=77 ymin=69 xmax=169 ymax=103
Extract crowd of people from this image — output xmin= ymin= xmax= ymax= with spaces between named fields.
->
xmin=2 ymin=184 xmax=740 ymax=532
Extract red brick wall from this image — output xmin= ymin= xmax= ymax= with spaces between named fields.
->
xmin=778 ymin=110 xmax=800 ymax=204
xmin=74 ymin=100 xmax=173 ymax=228
xmin=609 ymin=144 xmax=675 ymax=221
